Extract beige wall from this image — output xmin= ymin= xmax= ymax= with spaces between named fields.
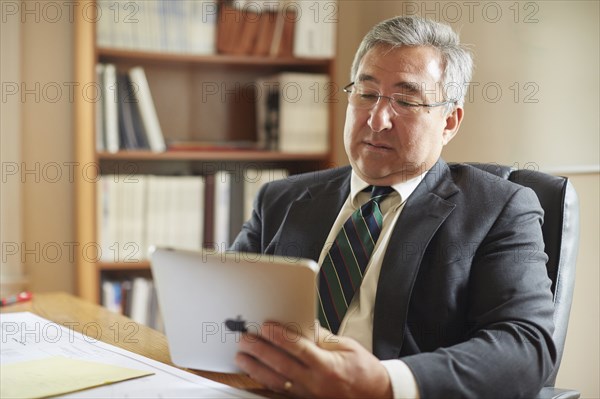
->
xmin=21 ymin=14 xmax=76 ymax=294
xmin=335 ymin=1 xmax=599 ymax=397
xmin=2 ymin=4 xmax=76 ymax=294
xmin=4 ymin=0 xmax=598 ymax=397
xmin=0 ymin=1 xmax=25 ymax=294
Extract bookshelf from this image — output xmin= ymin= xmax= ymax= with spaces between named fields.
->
xmin=98 ymin=48 xmax=332 ymax=68
xmin=97 ymin=150 xmax=328 ymax=162
xmin=74 ymin=0 xmax=337 ymax=304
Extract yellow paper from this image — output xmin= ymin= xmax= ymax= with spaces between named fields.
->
xmin=0 ymin=356 xmax=154 ymax=399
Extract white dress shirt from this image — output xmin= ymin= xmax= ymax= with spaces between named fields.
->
xmin=316 ymin=170 xmax=426 ymax=399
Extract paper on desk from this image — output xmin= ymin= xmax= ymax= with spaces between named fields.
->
xmin=1 ymin=356 xmax=153 ymax=398
xmin=0 ymin=312 xmax=264 ymax=398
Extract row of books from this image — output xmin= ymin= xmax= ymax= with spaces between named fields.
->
xmin=95 ymin=0 xmax=336 ymax=58
xmin=102 ymin=277 xmax=163 ymax=330
xmin=96 ymin=0 xmax=216 ymax=54
xmin=96 ymin=64 xmax=166 ymax=153
xmin=217 ymin=1 xmax=295 ymax=57
xmin=256 ymin=72 xmax=330 ymax=153
xmin=97 ymin=169 xmax=288 ymax=262
xmin=96 ymin=63 xmax=330 ymax=154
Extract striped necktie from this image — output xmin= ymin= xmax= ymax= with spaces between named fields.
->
xmin=318 ymin=185 xmax=394 ymax=333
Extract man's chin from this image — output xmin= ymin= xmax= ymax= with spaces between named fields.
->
xmin=355 ymin=165 xmax=398 ymax=185
xmin=354 ymin=162 xmax=426 ymax=185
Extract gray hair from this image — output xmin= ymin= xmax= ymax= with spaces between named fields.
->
xmin=351 ymin=15 xmax=474 ymax=108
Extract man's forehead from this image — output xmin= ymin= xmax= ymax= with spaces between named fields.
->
xmin=356 ymin=44 xmax=444 ymax=87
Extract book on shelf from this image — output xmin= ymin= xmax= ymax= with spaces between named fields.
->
xmin=101 ymin=277 xmax=163 ymax=331
xmin=97 ymin=175 xmax=148 ymax=262
xmin=95 ymin=0 xmax=112 ymax=48
xmin=253 ymin=9 xmax=278 ymax=56
xmin=293 ymin=0 xmax=337 ymax=59
xmin=278 ymin=73 xmax=330 ymax=153
xmin=205 ymin=170 xmax=246 ymax=249
xmin=117 ymin=73 xmax=148 ymax=151
xmin=120 ymin=174 xmax=148 ymax=260
xmin=130 ymin=277 xmax=153 ymax=326
xmin=146 ymin=175 xmax=205 ymax=255
xmin=255 ymin=76 xmax=280 ymax=150
xmin=102 ymin=63 xmax=120 ymax=153
xmin=229 ymin=174 xmax=246 ymax=245
xmin=96 ymin=0 xmax=217 ymax=54
xmin=97 ymin=169 xmax=289 ymax=260
xmin=95 ymin=0 xmax=336 ymax=59
xmin=101 ymin=279 xmax=122 ymax=314
xmin=144 ymin=176 xmax=170 ymax=257
xmin=97 ymin=174 xmax=204 ymax=262
xmin=255 ymin=72 xmax=330 ymax=153
xmin=128 ymin=67 xmax=167 ymax=152
xmin=216 ymin=0 xmax=295 ymax=57
xmin=95 ymin=64 xmax=106 ymax=152
xmin=204 ymin=168 xmax=289 ymax=249
xmin=216 ymin=4 xmax=246 ymax=54
xmin=202 ymin=173 xmax=216 ymax=249
xmin=213 ymin=170 xmax=232 ymax=248
xmin=269 ymin=3 xmax=295 ymax=57
xmin=207 ymin=170 xmax=245 ymax=251
xmin=95 ymin=64 xmax=166 ymax=153
xmin=127 ymin=76 xmax=151 ymax=150
xmin=120 ymin=279 xmax=133 ymax=316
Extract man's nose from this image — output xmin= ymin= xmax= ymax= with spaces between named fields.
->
xmin=367 ymin=97 xmax=393 ymax=132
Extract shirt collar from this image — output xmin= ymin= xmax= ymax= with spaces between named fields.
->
xmin=350 ymin=169 xmax=427 ymax=207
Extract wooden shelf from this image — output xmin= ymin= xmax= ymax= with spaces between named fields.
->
xmin=98 ymin=261 xmax=151 ymax=271
xmin=97 ymin=47 xmax=332 ymax=69
xmin=97 ymin=150 xmax=329 ymax=162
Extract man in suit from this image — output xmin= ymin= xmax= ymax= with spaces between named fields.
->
xmin=232 ymin=16 xmax=556 ymax=398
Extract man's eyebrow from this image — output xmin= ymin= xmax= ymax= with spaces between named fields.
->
xmin=393 ymin=82 xmax=422 ymax=95
xmin=355 ymin=75 xmax=423 ymax=95
xmin=355 ymin=74 xmax=378 ymax=83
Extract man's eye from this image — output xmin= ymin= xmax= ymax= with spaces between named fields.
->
xmin=358 ymin=93 xmax=379 ymax=101
xmin=394 ymin=98 xmax=419 ymax=107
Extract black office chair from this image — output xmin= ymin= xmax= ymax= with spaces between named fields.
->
xmin=468 ymin=163 xmax=580 ymax=399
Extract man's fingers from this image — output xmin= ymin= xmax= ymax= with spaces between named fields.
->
xmin=239 ymin=334 xmax=310 ymax=385
xmin=314 ymin=324 xmax=344 ymax=349
xmin=256 ymin=322 xmax=334 ymax=369
xmin=235 ymin=352 xmax=289 ymax=393
xmin=239 ymin=332 xmax=306 ymax=378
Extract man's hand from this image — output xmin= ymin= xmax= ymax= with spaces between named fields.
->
xmin=235 ymin=322 xmax=393 ymax=398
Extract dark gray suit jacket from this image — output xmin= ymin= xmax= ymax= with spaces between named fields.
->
xmin=231 ymin=159 xmax=556 ymax=398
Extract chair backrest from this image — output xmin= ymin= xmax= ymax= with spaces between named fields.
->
xmin=467 ymin=163 xmax=580 ymax=386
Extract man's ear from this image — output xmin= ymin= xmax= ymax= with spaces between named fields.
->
xmin=442 ymin=107 xmax=463 ymax=145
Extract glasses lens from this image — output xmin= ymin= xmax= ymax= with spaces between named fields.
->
xmin=348 ymin=85 xmax=379 ymax=109
xmin=390 ymin=94 xmax=421 ymax=114
xmin=345 ymin=84 xmax=433 ymax=115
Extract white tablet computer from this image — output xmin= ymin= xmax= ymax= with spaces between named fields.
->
xmin=150 ymin=247 xmax=318 ymax=373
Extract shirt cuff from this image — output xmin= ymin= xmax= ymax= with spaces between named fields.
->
xmin=381 ymin=359 xmax=420 ymax=399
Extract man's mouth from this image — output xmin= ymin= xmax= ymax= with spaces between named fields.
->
xmin=364 ymin=141 xmax=392 ymax=151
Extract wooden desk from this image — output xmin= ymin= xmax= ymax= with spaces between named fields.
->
xmin=0 ymin=292 xmax=276 ymax=398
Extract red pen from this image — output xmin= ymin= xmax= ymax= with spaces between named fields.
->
xmin=0 ymin=291 xmax=33 ymax=306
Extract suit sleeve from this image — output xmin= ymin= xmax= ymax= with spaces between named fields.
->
xmin=230 ymin=183 xmax=267 ymax=254
xmin=402 ymin=186 xmax=557 ymax=399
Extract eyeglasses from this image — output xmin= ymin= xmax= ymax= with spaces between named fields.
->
xmin=343 ymin=82 xmax=456 ymax=115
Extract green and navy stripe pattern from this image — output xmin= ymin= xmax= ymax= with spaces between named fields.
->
xmin=318 ymin=186 xmax=394 ymax=333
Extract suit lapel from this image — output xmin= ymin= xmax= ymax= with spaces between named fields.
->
xmin=373 ymin=160 xmax=460 ymax=359
xmin=274 ymin=169 xmax=351 ymax=262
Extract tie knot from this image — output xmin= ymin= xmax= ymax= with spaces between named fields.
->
xmin=370 ymin=186 xmax=394 ymax=202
